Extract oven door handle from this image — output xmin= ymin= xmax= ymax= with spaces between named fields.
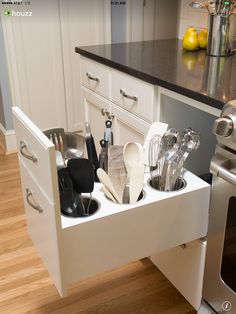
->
xmin=217 ymin=166 xmax=236 ymax=186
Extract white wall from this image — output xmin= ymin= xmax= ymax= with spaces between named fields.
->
xmin=0 ymin=18 xmax=13 ymax=130
xmin=178 ymin=0 xmax=208 ymax=39
xmin=154 ymin=0 xmax=179 ymax=40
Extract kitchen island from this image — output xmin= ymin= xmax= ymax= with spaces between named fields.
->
xmin=76 ymin=39 xmax=227 ymax=175
xmin=76 ymin=38 xmax=236 ymax=111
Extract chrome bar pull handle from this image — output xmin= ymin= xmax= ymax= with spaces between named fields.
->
xmin=120 ymin=89 xmax=138 ymax=101
xmin=218 ymin=166 xmax=236 ymax=186
xmin=20 ymin=140 xmax=37 ymax=163
xmin=26 ymin=188 xmax=43 ymax=213
xmin=86 ymin=72 xmax=100 ymax=82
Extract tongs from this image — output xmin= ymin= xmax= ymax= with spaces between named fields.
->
xmin=99 ymin=139 xmax=108 ymax=173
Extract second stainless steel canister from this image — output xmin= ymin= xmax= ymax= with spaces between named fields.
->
xmin=207 ymin=14 xmax=236 ymax=56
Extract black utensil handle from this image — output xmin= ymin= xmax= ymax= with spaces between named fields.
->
xmin=90 ymin=136 xmax=99 ymax=169
xmin=105 ymin=120 xmax=112 ymax=128
xmin=100 ymin=139 xmax=107 ymax=148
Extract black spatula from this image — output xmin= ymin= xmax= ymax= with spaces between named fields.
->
xmin=58 ymin=168 xmax=83 ymax=217
xmin=67 ymin=158 xmax=95 ymax=215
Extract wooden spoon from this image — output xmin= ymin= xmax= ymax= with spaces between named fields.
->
xmin=97 ymin=168 xmax=121 ymax=204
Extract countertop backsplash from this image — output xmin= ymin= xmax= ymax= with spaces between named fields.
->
xmin=178 ymin=0 xmax=208 ymax=38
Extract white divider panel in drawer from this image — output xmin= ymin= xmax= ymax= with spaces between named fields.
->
xmin=61 ymin=172 xmax=210 ymax=286
xmin=81 ymin=57 xmax=110 ymax=99
xmin=111 ymin=69 xmax=154 ymax=122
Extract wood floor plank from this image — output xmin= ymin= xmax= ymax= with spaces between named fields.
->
xmin=0 ymin=152 xmax=196 ymax=314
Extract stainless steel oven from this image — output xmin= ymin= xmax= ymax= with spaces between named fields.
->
xmin=200 ymin=100 xmax=236 ymax=314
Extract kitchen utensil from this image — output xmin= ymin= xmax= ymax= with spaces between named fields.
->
xmin=189 ymin=1 xmax=210 ymax=12
xmin=67 ymin=158 xmax=95 ymax=215
xmin=99 ymin=139 xmax=109 ymax=173
xmin=44 ymin=128 xmax=85 ymax=162
xmin=129 ymin=162 xmax=145 ymax=204
xmin=148 ymin=134 xmax=162 ymax=172
xmin=97 ymin=168 xmax=121 ymax=203
xmin=57 ymin=167 xmax=82 ymax=217
xmin=44 ymin=128 xmax=67 ymax=159
xmin=159 ymin=128 xmax=181 ymax=191
xmin=143 ymin=122 xmax=168 ymax=166
xmin=65 ymin=132 xmax=85 ymax=159
xmin=122 ymin=184 xmax=130 ymax=204
xmin=104 ymin=120 xmax=113 ymax=145
xmin=103 ymin=185 xmax=117 ymax=203
xmin=56 ymin=150 xmax=66 ymax=170
xmin=208 ymin=0 xmax=216 ymax=14
xmin=123 ymin=142 xmax=143 ymax=179
xmin=148 ymin=134 xmax=162 ymax=189
xmin=178 ymin=127 xmax=200 ymax=170
xmin=169 ymin=128 xmax=200 ymax=190
xmin=108 ymin=145 xmax=127 ymax=201
xmin=85 ymin=122 xmax=99 ymax=181
xmin=189 ymin=1 xmax=206 ymax=9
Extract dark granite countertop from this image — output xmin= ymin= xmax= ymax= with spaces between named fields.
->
xmin=76 ymin=39 xmax=236 ymax=111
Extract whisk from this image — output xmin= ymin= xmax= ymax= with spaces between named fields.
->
xmin=148 ymin=134 xmax=162 ymax=186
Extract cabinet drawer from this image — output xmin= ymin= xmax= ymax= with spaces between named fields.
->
xmin=19 ymin=160 xmax=65 ymax=296
xmin=13 ymin=107 xmax=57 ymax=202
xmin=111 ymin=70 xmax=154 ymax=122
xmin=150 ymin=239 xmax=206 ymax=310
xmin=81 ymin=57 xmax=110 ymax=98
xmin=13 ymin=106 xmax=210 ymax=298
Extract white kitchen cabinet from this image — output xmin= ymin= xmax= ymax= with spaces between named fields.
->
xmin=82 ymin=86 xmax=150 ymax=149
xmin=81 ymin=57 xmax=153 ymax=146
xmin=111 ymin=69 xmax=154 ymax=123
xmin=111 ymin=102 xmax=150 ymax=145
xmin=0 ymin=0 xmax=110 ymax=133
xmin=82 ymin=88 xmax=111 ymax=153
xmin=13 ymin=105 xmax=210 ymax=297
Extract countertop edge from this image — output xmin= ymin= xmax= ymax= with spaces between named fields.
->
xmin=75 ymin=46 xmax=225 ymax=111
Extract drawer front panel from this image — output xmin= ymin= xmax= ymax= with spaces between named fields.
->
xmin=19 ymin=160 xmax=66 ymax=296
xmin=13 ymin=107 xmax=57 ymax=202
xmin=111 ymin=70 xmax=154 ymax=122
xmin=62 ymin=172 xmax=210 ymax=286
xmin=81 ymin=57 xmax=110 ymax=98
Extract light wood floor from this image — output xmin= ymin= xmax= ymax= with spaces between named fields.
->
xmin=0 ymin=149 xmax=196 ymax=314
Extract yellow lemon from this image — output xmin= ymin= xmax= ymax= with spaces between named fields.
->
xmin=198 ymin=29 xmax=208 ymax=49
xmin=183 ymin=29 xmax=199 ymax=51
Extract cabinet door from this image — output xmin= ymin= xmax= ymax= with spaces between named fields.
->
xmin=111 ymin=103 xmax=150 ymax=145
xmin=12 ymin=106 xmax=66 ymax=297
xmin=59 ymin=0 xmax=111 ymax=132
xmin=82 ymin=88 xmax=111 ymax=152
xmin=3 ymin=0 xmax=68 ymax=131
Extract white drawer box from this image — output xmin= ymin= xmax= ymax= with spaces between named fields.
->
xmin=81 ymin=57 xmax=110 ymax=99
xmin=13 ymin=106 xmax=210 ymax=297
xmin=111 ymin=69 xmax=154 ymax=122
xmin=150 ymin=239 xmax=207 ymax=310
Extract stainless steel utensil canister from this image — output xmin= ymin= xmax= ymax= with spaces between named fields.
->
xmin=207 ymin=13 xmax=232 ymax=56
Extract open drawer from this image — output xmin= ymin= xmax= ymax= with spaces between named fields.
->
xmin=13 ymin=106 xmax=210 ymax=297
